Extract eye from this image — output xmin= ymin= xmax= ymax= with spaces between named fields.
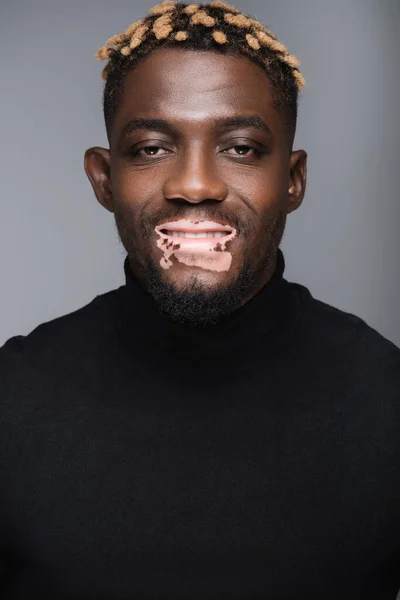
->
xmin=222 ymin=145 xmax=263 ymax=157
xmin=133 ymin=146 xmax=170 ymax=157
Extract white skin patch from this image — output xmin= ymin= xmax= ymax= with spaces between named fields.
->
xmin=154 ymin=220 xmax=237 ymax=272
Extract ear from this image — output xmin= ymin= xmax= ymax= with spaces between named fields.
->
xmin=287 ymin=149 xmax=307 ymax=214
xmin=84 ymin=146 xmax=114 ymax=213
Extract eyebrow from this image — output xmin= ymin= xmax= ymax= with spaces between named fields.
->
xmin=119 ymin=115 xmax=273 ymax=139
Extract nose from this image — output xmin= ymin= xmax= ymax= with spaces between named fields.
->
xmin=163 ymin=147 xmax=228 ymax=204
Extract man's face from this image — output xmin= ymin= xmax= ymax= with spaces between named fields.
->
xmin=85 ymin=48 xmax=307 ymax=326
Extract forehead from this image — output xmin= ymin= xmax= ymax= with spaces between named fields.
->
xmin=113 ymin=47 xmax=284 ymax=138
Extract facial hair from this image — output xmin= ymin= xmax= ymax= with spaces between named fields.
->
xmin=114 ymin=203 xmax=286 ymax=328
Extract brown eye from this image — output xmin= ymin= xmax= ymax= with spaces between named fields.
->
xmin=223 ymin=145 xmax=263 ymax=157
xmin=233 ymin=145 xmax=251 ymax=155
xmin=137 ymin=146 xmax=168 ymax=157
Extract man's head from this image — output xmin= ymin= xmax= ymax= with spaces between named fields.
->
xmin=84 ymin=1 xmax=307 ymax=327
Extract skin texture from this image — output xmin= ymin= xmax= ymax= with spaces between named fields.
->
xmin=84 ymin=47 xmax=307 ymax=326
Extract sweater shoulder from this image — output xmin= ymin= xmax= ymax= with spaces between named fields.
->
xmin=292 ymin=283 xmax=400 ymax=373
xmin=0 ymin=288 xmax=120 ymax=376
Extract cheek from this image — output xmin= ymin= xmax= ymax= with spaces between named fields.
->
xmin=229 ymin=164 xmax=288 ymax=214
xmin=111 ymin=165 xmax=160 ymax=210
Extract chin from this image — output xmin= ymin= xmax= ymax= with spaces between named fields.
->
xmin=140 ymin=255 xmax=255 ymax=328
xmin=163 ymin=262 xmax=235 ymax=289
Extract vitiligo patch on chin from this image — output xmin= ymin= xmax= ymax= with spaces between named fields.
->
xmin=163 ymin=247 xmax=233 ymax=272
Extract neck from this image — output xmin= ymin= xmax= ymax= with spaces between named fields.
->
xmin=238 ymin=252 xmax=278 ymax=309
xmin=113 ymin=247 xmax=296 ymax=379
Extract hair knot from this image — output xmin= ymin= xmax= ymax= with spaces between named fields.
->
xmin=130 ymin=24 xmax=149 ymax=41
xmin=191 ymin=10 xmax=216 ymax=27
xmin=282 ymin=54 xmax=300 ymax=69
xmin=209 ymin=0 xmax=240 ymax=12
xmin=255 ymin=30 xmax=287 ymax=54
xmin=175 ymin=30 xmax=189 ymax=41
xmin=105 ymin=33 xmax=126 ymax=47
xmin=212 ymin=30 xmax=227 ymax=44
xmin=125 ymin=19 xmax=146 ymax=38
xmin=224 ymin=13 xmax=252 ymax=28
xmin=96 ymin=46 xmax=112 ymax=61
xmin=246 ymin=33 xmax=260 ymax=50
xmin=249 ymin=20 xmax=277 ymax=40
xmin=129 ymin=37 xmax=143 ymax=49
xmin=153 ymin=13 xmax=173 ymax=39
xmin=150 ymin=1 xmax=177 ymax=15
xmin=183 ymin=3 xmax=201 ymax=15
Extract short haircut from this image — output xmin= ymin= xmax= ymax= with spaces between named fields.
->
xmin=96 ymin=1 xmax=305 ymax=146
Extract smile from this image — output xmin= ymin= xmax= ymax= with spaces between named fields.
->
xmin=162 ymin=230 xmax=228 ymax=239
xmin=155 ymin=221 xmax=236 ymax=248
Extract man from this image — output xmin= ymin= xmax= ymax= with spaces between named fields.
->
xmin=1 ymin=1 xmax=399 ymax=598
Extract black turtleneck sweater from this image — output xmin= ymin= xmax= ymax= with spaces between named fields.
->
xmin=1 ymin=249 xmax=399 ymax=599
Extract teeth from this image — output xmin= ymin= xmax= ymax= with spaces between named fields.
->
xmin=165 ymin=230 xmax=227 ymax=238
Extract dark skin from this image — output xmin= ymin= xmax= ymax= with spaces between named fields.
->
xmin=84 ymin=47 xmax=307 ymax=315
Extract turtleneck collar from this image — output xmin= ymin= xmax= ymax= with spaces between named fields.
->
xmin=114 ymin=248 xmax=299 ymax=378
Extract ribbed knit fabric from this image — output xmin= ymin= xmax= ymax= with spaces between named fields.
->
xmin=0 ymin=249 xmax=399 ymax=599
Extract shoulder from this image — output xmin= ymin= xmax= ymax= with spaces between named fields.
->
xmin=309 ymin=293 xmax=398 ymax=355
xmin=0 ymin=288 xmax=121 ymax=380
xmin=293 ymin=284 xmax=400 ymax=385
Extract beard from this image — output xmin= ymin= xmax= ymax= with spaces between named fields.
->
xmin=114 ymin=203 xmax=286 ymax=329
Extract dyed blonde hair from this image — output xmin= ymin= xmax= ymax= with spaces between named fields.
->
xmin=96 ymin=1 xmax=305 ymax=141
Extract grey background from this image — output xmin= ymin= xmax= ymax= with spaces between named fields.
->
xmin=1 ymin=0 xmax=399 ymax=349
